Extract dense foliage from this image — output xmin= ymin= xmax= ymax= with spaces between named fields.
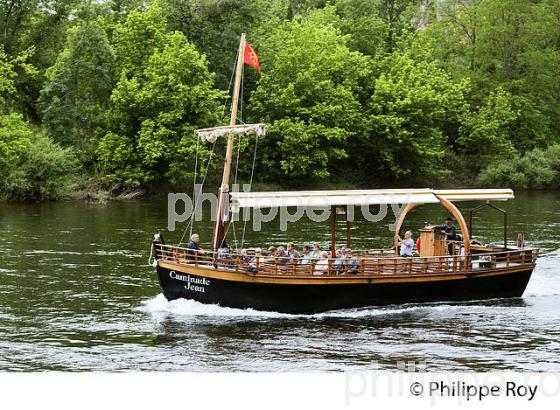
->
xmin=479 ymin=145 xmax=560 ymax=190
xmin=0 ymin=0 xmax=559 ymax=200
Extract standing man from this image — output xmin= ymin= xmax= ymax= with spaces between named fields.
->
xmin=436 ymin=217 xmax=460 ymax=254
xmin=396 ymin=231 xmax=415 ymax=257
xmin=436 ymin=217 xmax=458 ymax=241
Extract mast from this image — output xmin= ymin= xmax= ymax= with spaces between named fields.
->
xmin=212 ymin=33 xmax=246 ymax=251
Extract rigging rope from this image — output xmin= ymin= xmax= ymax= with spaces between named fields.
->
xmin=220 ymin=52 xmax=239 ymax=122
xmin=179 ymin=137 xmax=218 ymax=246
xmin=241 ymin=131 xmax=259 ymax=249
xmin=188 ymin=133 xmax=200 ymax=239
xmin=222 ymin=219 xmax=237 ymax=253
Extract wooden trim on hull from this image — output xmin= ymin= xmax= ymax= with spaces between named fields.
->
xmin=157 ymin=260 xmax=535 ymax=285
xmin=155 ymin=263 xmax=535 ymax=314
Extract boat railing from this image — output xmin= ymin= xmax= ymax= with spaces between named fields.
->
xmin=154 ymin=244 xmax=538 ymax=276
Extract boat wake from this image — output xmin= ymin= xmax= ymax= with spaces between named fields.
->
xmin=138 ymin=294 xmax=294 ymax=318
xmin=523 ymin=255 xmax=560 ymax=297
xmin=139 ymin=293 xmax=453 ymax=319
xmin=542 ymin=247 xmax=560 ymax=258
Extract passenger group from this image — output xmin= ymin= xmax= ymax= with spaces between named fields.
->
xmin=185 ymin=217 xmax=459 ymax=275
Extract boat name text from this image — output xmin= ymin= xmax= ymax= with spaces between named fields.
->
xmin=169 ymin=271 xmax=210 ymax=293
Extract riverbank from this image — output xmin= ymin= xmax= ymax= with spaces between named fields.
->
xmin=5 ymin=152 xmax=558 ymax=205
xmin=2 ymin=172 xmax=487 ymax=204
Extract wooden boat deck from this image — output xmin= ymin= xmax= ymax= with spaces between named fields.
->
xmin=154 ymin=244 xmax=538 ymax=278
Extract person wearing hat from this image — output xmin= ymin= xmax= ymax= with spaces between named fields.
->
xmin=436 ymin=217 xmax=458 ymax=241
xmin=436 ymin=217 xmax=460 ymax=254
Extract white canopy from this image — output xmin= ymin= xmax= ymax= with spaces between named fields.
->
xmin=229 ymin=188 xmax=514 ymax=210
xmin=195 ymin=123 xmax=266 ymax=143
xmin=433 ymin=189 xmax=514 ymax=201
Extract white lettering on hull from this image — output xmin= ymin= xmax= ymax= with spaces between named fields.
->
xmin=169 ymin=270 xmax=210 ymax=293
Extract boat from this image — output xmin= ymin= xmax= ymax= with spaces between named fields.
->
xmin=149 ymin=34 xmax=539 ymax=314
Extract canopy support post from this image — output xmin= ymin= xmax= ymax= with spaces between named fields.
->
xmin=346 ymin=206 xmax=351 ymax=248
xmin=331 ymin=206 xmax=337 ymax=258
xmin=468 ymin=202 xmax=508 ymax=249
xmin=504 ymin=212 xmax=508 ymax=249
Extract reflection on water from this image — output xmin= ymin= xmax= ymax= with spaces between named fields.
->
xmin=0 ymin=192 xmax=559 ymax=371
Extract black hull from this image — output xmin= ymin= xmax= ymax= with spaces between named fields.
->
xmin=155 ymin=263 xmax=534 ymax=314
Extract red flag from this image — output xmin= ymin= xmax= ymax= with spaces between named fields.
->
xmin=244 ymin=42 xmax=260 ymax=72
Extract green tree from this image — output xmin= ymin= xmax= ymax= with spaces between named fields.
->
xmin=97 ymin=5 xmax=224 ymax=189
xmin=163 ymin=0 xmax=278 ymax=90
xmin=0 ymin=112 xmax=32 ymax=188
xmin=458 ymin=87 xmax=517 ymax=171
xmin=478 ymin=145 xmax=560 ymax=190
xmin=0 ymin=46 xmax=33 ymax=162
xmin=422 ymin=0 xmax=484 ymax=75
xmin=363 ymin=46 xmax=469 ymax=180
xmin=476 ymin=0 xmax=560 ymax=150
xmin=0 ymin=46 xmax=33 ymax=188
xmin=39 ymin=19 xmax=115 ymax=150
xmin=335 ymin=0 xmax=389 ymax=57
xmin=111 ymin=1 xmax=167 ymax=77
xmin=335 ymin=0 xmax=419 ymax=56
xmin=249 ymin=7 xmax=370 ymax=180
xmin=425 ymin=0 xmax=560 ymax=151
xmin=0 ymin=0 xmax=80 ymax=121
xmin=2 ymin=132 xmax=78 ymax=201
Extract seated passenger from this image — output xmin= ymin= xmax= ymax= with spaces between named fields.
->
xmin=333 ymin=248 xmax=346 ymax=274
xmin=311 ymin=242 xmax=321 ymax=259
xmin=240 ymin=249 xmax=251 ymax=265
xmin=217 ymin=239 xmax=231 ymax=260
xmin=396 ymin=231 xmax=415 ymax=257
xmin=314 ymin=251 xmax=330 ymax=275
xmin=301 ymin=245 xmax=314 ymax=265
xmin=187 ymin=233 xmax=202 ymax=251
xmin=265 ymin=246 xmax=277 ymax=263
xmin=276 ymin=246 xmax=289 ymax=265
xmin=286 ymin=242 xmax=300 ymax=264
xmin=345 ymin=249 xmax=359 ymax=273
xmin=248 ymin=248 xmax=263 ymax=273
xmin=187 ymin=233 xmax=204 ymax=260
